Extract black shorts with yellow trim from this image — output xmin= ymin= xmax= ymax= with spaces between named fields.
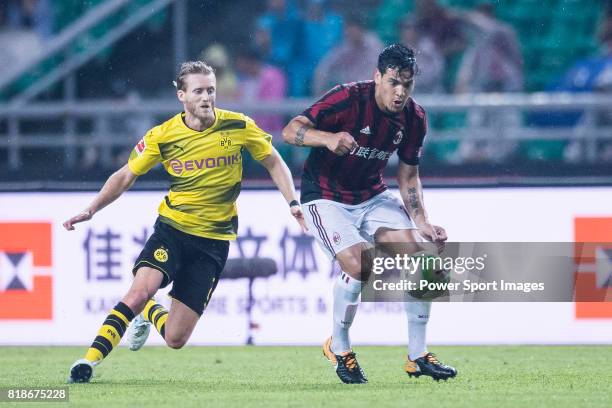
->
xmin=133 ymin=218 xmax=229 ymax=315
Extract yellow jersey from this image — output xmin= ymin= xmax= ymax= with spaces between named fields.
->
xmin=128 ymin=108 xmax=273 ymax=240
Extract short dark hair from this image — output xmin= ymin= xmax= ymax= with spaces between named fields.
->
xmin=377 ymin=44 xmax=418 ymax=76
xmin=174 ymin=61 xmax=215 ymax=91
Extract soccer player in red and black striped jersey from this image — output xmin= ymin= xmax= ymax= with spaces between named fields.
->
xmin=283 ymin=44 xmax=457 ymax=383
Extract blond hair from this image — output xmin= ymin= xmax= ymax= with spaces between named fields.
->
xmin=174 ymin=61 xmax=215 ymax=91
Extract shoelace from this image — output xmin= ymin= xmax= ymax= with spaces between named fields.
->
xmin=343 ymin=352 xmax=358 ymax=371
xmin=425 ymin=353 xmax=440 ymax=365
xmin=134 ymin=321 xmax=148 ymax=335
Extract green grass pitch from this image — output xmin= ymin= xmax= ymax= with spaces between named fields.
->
xmin=0 ymin=346 xmax=610 ymax=407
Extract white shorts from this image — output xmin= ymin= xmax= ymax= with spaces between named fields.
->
xmin=303 ymin=190 xmax=417 ymax=260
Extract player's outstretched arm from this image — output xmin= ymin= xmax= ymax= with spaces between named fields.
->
xmin=258 ymin=148 xmax=307 ymax=232
xmin=63 ymin=164 xmax=138 ymax=231
xmin=397 ymin=161 xmax=447 ymax=244
xmin=282 ymin=116 xmax=357 ymax=156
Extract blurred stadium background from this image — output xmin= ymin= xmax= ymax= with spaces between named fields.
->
xmin=1 ymin=2 xmax=612 ymax=406
xmin=0 ymin=0 xmax=611 ymax=186
xmin=1 ymin=0 xmax=612 ymax=352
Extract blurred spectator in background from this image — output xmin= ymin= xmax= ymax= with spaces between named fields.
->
xmin=200 ymin=43 xmax=238 ymax=102
xmin=290 ymin=0 xmax=343 ymax=96
xmin=549 ymin=21 xmax=612 ymax=163
xmin=595 ymin=12 xmax=612 ymax=133
xmin=454 ymin=5 xmax=523 ymax=94
xmin=253 ymin=0 xmax=300 ymax=70
xmin=553 ymin=20 xmax=612 ymax=98
xmin=399 ymin=16 xmax=444 ymax=94
xmin=451 ymin=4 xmax=523 ymax=164
xmin=0 ymin=0 xmax=52 ymax=76
xmin=7 ymin=0 xmax=52 ymax=39
xmin=415 ymin=0 xmax=465 ymax=63
xmin=235 ymin=47 xmax=287 ymax=140
xmin=312 ymin=13 xmax=383 ymax=96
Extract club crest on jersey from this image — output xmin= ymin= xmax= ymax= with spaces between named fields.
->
xmin=220 ymin=135 xmax=232 ymax=150
xmin=135 ymin=138 xmax=146 ymax=155
xmin=393 ymin=129 xmax=403 ymax=145
xmin=333 ymin=232 xmax=341 ymax=245
xmin=154 ymin=247 xmax=168 ymax=263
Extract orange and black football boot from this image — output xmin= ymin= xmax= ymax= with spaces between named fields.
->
xmin=322 ymin=337 xmax=368 ymax=384
xmin=404 ymin=352 xmax=457 ymax=381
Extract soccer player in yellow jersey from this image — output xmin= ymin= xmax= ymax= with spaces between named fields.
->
xmin=63 ymin=61 xmax=306 ymax=383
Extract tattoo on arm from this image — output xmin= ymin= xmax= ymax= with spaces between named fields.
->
xmin=295 ymin=125 xmax=308 ymax=146
xmin=407 ymin=187 xmax=420 ymax=216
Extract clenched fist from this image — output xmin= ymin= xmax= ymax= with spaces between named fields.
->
xmin=326 ymin=132 xmax=358 ymax=156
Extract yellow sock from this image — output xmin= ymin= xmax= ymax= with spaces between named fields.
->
xmin=143 ymin=299 xmax=168 ymax=339
xmin=84 ymin=302 xmax=134 ymax=363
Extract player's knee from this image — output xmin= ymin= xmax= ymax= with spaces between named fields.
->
xmin=165 ymin=334 xmax=188 ymax=349
xmin=338 ymin=255 xmax=361 ymax=276
xmin=122 ymin=290 xmax=150 ymax=313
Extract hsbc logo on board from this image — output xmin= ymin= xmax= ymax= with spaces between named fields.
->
xmin=574 ymin=217 xmax=612 ymax=319
xmin=0 ymin=222 xmax=53 ymax=320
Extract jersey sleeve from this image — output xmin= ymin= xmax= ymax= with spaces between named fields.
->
xmin=243 ymin=116 xmax=273 ymax=161
xmin=301 ymin=84 xmax=351 ymax=130
xmin=127 ymin=126 xmax=163 ymax=175
xmin=398 ymin=103 xmax=427 ymax=166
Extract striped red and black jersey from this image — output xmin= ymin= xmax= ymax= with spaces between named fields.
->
xmin=300 ymin=80 xmax=427 ymax=205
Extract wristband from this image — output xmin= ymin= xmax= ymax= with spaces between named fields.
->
xmin=289 ymin=200 xmax=300 ymax=207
